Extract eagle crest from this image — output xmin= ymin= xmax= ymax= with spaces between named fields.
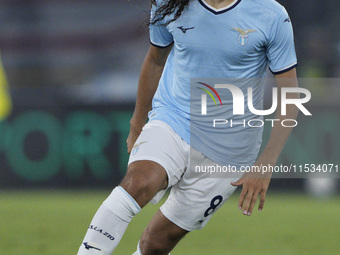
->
xmin=232 ymin=27 xmax=257 ymax=35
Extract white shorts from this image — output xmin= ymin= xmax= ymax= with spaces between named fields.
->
xmin=128 ymin=120 xmax=243 ymax=231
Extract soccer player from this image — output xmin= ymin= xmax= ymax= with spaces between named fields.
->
xmin=77 ymin=0 xmax=299 ymax=254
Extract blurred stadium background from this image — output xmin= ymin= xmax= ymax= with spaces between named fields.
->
xmin=0 ymin=0 xmax=339 ymax=254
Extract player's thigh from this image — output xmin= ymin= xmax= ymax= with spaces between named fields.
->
xmin=140 ymin=210 xmax=188 ymax=255
xmin=122 ymin=120 xmax=190 ymax=207
xmin=160 ymin=148 xmax=243 ymax=231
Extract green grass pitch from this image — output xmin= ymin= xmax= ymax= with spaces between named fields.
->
xmin=1 ymin=190 xmax=339 ymax=255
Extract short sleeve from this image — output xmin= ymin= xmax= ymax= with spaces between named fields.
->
xmin=266 ymin=7 xmax=297 ymax=75
xmin=149 ymin=3 xmax=174 ymax=48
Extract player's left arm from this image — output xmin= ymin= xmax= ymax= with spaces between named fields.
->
xmin=231 ymin=68 xmax=299 ymax=216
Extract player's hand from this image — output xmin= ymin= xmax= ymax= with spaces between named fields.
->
xmin=126 ymin=119 xmax=144 ymax=154
xmin=231 ymin=160 xmax=273 ymax=216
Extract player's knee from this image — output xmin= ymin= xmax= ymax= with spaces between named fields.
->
xmin=120 ymin=163 xmax=167 ymax=207
xmin=140 ymin=233 xmax=170 ymax=255
xmin=120 ymin=175 xmax=152 ymax=204
xmin=122 ymin=170 xmax=156 ymax=193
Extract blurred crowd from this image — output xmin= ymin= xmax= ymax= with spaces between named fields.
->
xmin=0 ymin=0 xmax=338 ymax=101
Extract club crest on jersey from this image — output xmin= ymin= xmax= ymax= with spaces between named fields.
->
xmin=232 ymin=27 xmax=257 ymax=47
xmin=131 ymin=141 xmax=147 ymax=155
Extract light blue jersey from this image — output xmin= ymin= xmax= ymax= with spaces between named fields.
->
xmin=148 ymin=0 xmax=297 ymax=167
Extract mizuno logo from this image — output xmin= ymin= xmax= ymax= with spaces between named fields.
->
xmin=83 ymin=242 xmax=101 ymax=251
xmin=284 ymin=18 xmax=291 ymax=23
xmin=177 ymin=26 xmax=195 ymax=33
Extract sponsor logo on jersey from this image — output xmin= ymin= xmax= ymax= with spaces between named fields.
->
xmin=231 ymin=27 xmax=257 ymax=47
xmin=177 ymin=26 xmax=195 ymax=33
xmin=83 ymin=242 xmax=101 ymax=251
xmin=88 ymin=225 xmax=115 ymax=241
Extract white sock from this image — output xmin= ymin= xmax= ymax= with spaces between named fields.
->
xmin=132 ymin=241 xmax=170 ymax=255
xmin=77 ymin=186 xmax=141 ymax=255
xmin=132 ymin=242 xmax=142 ymax=255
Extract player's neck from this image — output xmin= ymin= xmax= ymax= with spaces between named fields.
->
xmin=203 ymin=0 xmax=237 ymax=10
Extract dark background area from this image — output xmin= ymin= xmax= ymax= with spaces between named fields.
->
xmin=0 ymin=0 xmax=339 ymax=89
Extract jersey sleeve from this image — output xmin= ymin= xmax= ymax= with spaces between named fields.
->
xmin=266 ymin=7 xmax=297 ymax=75
xmin=149 ymin=3 xmax=174 ymax=48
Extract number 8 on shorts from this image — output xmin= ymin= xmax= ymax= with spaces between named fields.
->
xmin=204 ymin=195 xmax=223 ymax=217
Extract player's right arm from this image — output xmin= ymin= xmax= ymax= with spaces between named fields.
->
xmin=127 ymin=44 xmax=172 ymax=153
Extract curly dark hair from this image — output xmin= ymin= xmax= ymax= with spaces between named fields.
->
xmin=150 ymin=0 xmax=191 ymax=25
